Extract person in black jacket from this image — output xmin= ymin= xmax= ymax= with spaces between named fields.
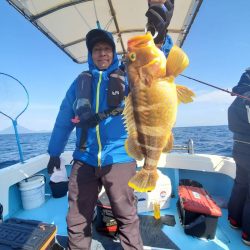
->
xmin=228 ymin=68 xmax=250 ymax=246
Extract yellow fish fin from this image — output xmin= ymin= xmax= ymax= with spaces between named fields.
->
xmin=128 ymin=168 xmax=159 ymax=192
xmin=123 ymin=93 xmax=137 ymax=135
xmin=125 ymin=135 xmax=143 ymax=161
xmin=176 ymin=85 xmax=195 ymax=104
xmin=162 ymin=132 xmax=174 ymax=152
xmin=166 ymin=45 xmax=189 ymax=77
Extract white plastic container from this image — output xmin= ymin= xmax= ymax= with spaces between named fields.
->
xmin=19 ymin=175 xmax=45 ymax=210
xmin=134 ymin=170 xmax=172 ymax=213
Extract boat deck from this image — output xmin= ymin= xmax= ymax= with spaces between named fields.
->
xmin=14 ymin=195 xmax=249 ymax=250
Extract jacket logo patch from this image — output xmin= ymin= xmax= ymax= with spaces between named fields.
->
xmin=112 ymin=91 xmax=120 ymax=95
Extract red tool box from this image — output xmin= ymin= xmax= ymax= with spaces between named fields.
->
xmin=0 ymin=218 xmax=56 ymax=250
xmin=177 ymin=185 xmax=222 ymax=239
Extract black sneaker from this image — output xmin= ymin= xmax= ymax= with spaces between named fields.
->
xmin=242 ymin=232 xmax=250 ymax=246
xmin=228 ymin=216 xmax=240 ymax=229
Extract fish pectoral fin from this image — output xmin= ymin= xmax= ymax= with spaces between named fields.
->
xmin=176 ymin=85 xmax=195 ymax=104
xmin=163 ymin=133 xmax=174 ymax=152
xmin=128 ymin=168 xmax=159 ymax=192
xmin=125 ymin=135 xmax=143 ymax=161
xmin=166 ymin=45 xmax=189 ymax=77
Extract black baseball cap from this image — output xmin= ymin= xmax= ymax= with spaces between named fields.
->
xmin=86 ymin=29 xmax=116 ymax=53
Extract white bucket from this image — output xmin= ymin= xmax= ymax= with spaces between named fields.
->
xmin=19 ymin=175 xmax=45 ymax=210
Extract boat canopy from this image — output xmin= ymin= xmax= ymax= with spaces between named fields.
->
xmin=7 ymin=0 xmax=202 ymax=63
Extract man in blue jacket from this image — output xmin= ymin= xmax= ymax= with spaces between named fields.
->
xmin=48 ymin=28 xmax=143 ymax=249
xmin=228 ymin=68 xmax=250 ymax=246
xmin=47 ymin=1 xmax=174 ymax=249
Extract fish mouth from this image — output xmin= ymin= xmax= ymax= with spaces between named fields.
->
xmin=128 ymin=32 xmax=154 ymax=51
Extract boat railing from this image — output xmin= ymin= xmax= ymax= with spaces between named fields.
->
xmin=173 ymin=139 xmax=194 ymax=154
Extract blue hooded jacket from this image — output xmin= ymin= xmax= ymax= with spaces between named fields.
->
xmin=48 ymin=30 xmax=134 ymax=167
xmin=160 ymin=34 xmax=173 ymax=57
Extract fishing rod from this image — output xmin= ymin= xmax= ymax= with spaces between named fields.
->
xmin=180 ymin=74 xmax=250 ymax=102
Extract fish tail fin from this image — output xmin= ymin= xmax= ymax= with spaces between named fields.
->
xmin=163 ymin=133 xmax=174 ymax=152
xmin=166 ymin=45 xmax=189 ymax=77
xmin=176 ymin=85 xmax=195 ymax=104
xmin=125 ymin=135 xmax=143 ymax=160
xmin=128 ymin=168 xmax=158 ymax=192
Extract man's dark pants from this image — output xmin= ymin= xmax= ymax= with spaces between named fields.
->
xmin=66 ymin=161 xmax=143 ymax=250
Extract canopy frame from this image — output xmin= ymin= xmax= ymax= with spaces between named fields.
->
xmin=6 ymin=0 xmax=203 ymax=63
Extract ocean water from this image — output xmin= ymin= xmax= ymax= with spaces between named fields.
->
xmin=0 ymin=125 xmax=233 ymax=169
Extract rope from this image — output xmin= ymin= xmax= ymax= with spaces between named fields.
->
xmin=104 ymin=16 xmax=114 ymax=30
xmin=180 ymin=74 xmax=250 ymax=102
xmin=74 ymin=5 xmax=91 ymax=29
xmin=93 ymin=0 xmax=101 ymax=29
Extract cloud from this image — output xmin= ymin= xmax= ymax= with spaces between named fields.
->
xmin=0 ymin=102 xmax=60 ymax=131
xmin=194 ymin=90 xmax=234 ymax=104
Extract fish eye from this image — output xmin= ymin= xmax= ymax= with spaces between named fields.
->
xmin=129 ymin=52 xmax=136 ymax=62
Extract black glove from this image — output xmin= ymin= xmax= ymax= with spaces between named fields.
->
xmin=47 ymin=156 xmax=60 ymax=175
xmin=146 ymin=0 xmax=175 ymax=44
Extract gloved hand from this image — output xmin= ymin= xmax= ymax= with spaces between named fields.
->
xmin=146 ymin=0 xmax=174 ymax=44
xmin=47 ymin=156 xmax=60 ymax=175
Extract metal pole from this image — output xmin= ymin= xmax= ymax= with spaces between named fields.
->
xmin=12 ymin=120 xmax=24 ymax=163
xmin=188 ymin=139 xmax=194 ymax=154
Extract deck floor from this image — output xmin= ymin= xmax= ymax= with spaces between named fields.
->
xmin=15 ymin=195 xmax=249 ymax=250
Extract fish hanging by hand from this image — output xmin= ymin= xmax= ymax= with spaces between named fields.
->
xmin=123 ymin=32 xmax=195 ymax=192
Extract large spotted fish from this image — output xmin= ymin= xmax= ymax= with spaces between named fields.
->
xmin=123 ymin=32 xmax=195 ymax=192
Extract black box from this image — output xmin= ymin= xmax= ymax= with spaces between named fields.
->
xmin=0 ymin=218 xmax=56 ymax=250
xmin=177 ymin=185 xmax=222 ymax=239
xmin=95 ymin=191 xmax=118 ymax=238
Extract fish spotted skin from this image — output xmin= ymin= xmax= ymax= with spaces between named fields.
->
xmin=123 ymin=32 xmax=195 ymax=192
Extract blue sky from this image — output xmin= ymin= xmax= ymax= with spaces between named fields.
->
xmin=1 ymin=0 xmax=250 ymax=132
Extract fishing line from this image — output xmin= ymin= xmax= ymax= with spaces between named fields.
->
xmin=180 ymin=74 xmax=250 ymax=102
